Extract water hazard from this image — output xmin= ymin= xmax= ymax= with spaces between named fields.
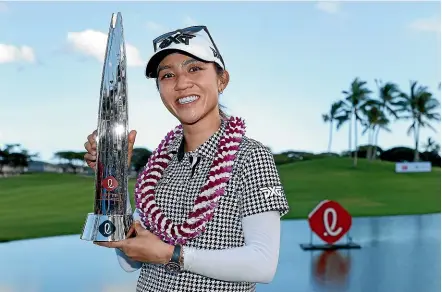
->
xmin=0 ymin=214 xmax=439 ymax=292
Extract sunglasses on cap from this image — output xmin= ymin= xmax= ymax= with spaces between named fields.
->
xmin=152 ymin=25 xmax=225 ymax=68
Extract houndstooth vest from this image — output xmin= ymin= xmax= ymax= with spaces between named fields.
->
xmin=135 ymin=120 xmax=289 ymax=292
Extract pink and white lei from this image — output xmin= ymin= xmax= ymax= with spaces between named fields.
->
xmin=134 ymin=116 xmax=246 ymax=245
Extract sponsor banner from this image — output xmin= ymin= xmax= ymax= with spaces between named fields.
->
xmin=395 ymin=162 xmax=432 ymax=173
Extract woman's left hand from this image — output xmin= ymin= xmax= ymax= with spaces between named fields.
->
xmin=94 ymin=221 xmax=173 ymax=264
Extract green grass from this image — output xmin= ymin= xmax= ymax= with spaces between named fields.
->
xmin=0 ymin=157 xmax=439 ymax=242
xmin=279 ymin=157 xmax=440 ymax=218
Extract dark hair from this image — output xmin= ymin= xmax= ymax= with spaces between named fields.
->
xmin=214 ymin=64 xmax=229 ymax=120
xmin=155 ymin=61 xmax=228 ymax=120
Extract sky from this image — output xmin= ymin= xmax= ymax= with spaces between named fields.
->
xmin=0 ymin=1 xmax=440 ymax=163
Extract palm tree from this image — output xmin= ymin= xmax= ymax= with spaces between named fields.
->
xmin=334 ymin=104 xmax=352 ymax=157
xmin=341 ymin=77 xmax=372 ymax=167
xmin=371 ymin=79 xmax=401 ymax=159
xmin=432 ymin=144 xmax=441 ymax=155
xmin=422 ymin=137 xmax=440 ymax=154
xmin=322 ymin=101 xmax=345 ymax=153
xmin=361 ymin=103 xmax=391 ymax=160
xmin=396 ymin=81 xmax=441 ymax=161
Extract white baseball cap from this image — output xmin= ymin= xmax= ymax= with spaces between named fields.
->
xmin=145 ymin=26 xmax=225 ymax=79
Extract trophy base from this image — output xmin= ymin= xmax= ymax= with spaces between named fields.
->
xmin=80 ymin=213 xmax=133 ymax=242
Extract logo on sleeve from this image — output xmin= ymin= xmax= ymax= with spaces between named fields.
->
xmin=259 ymin=186 xmax=283 ymax=199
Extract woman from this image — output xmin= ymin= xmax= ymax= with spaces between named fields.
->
xmin=84 ymin=25 xmax=290 ymax=292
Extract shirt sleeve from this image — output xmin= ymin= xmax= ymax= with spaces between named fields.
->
xmin=183 ymin=210 xmax=281 ymax=283
xmin=239 ymin=144 xmax=290 ymax=218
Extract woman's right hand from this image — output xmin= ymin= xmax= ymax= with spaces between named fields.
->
xmin=84 ymin=129 xmax=137 ymax=171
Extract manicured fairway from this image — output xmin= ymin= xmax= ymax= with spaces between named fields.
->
xmin=0 ymin=157 xmax=439 ymax=242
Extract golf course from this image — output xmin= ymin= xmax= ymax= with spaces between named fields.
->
xmin=0 ymin=157 xmax=440 ymax=243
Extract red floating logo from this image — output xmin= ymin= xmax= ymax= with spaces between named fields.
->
xmin=102 ymin=176 xmax=118 ymax=191
xmin=308 ymin=200 xmax=352 ymax=245
xmin=313 ymin=251 xmax=351 ymax=285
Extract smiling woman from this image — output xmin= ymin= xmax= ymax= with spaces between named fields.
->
xmin=148 ymin=27 xmax=230 ymax=127
xmin=154 ymin=53 xmax=229 ymax=128
xmin=159 ymin=59 xmax=229 ymax=121
xmin=84 ymin=25 xmax=289 ymax=292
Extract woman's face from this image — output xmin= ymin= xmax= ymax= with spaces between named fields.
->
xmin=157 ymin=52 xmax=228 ymax=125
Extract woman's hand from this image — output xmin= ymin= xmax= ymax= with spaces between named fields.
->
xmin=95 ymin=221 xmax=174 ymax=265
xmin=83 ymin=129 xmax=137 ymax=171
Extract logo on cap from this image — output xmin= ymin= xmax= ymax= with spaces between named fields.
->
xmin=210 ymin=47 xmax=221 ymax=60
xmin=159 ymin=32 xmax=196 ymax=49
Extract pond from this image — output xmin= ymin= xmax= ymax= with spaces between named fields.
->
xmin=0 ymin=214 xmax=439 ymax=292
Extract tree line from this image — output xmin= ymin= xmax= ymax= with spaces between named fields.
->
xmin=2 ymin=79 xmax=440 ymax=176
xmin=322 ymin=78 xmax=440 ymax=167
xmin=0 ymin=144 xmax=153 ymax=175
xmin=0 ymin=144 xmax=38 ymax=174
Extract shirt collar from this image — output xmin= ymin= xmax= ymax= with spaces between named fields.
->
xmin=167 ymin=119 xmax=227 ymax=162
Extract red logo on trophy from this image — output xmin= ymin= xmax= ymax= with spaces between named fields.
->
xmin=308 ymin=200 xmax=352 ymax=245
xmin=102 ymin=176 xmax=118 ymax=191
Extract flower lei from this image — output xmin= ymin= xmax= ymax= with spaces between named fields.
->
xmin=134 ymin=116 xmax=246 ymax=245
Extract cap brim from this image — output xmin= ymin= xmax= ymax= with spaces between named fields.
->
xmin=145 ymin=49 xmax=174 ymax=79
xmin=144 ymin=48 xmax=214 ymax=79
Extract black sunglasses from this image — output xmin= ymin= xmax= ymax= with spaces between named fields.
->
xmin=152 ymin=25 xmax=225 ymax=68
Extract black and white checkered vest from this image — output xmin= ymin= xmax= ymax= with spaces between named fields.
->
xmin=136 ymin=120 xmax=289 ymax=292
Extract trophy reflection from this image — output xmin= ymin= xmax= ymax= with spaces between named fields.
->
xmin=80 ymin=12 xmax=133 ymax=242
